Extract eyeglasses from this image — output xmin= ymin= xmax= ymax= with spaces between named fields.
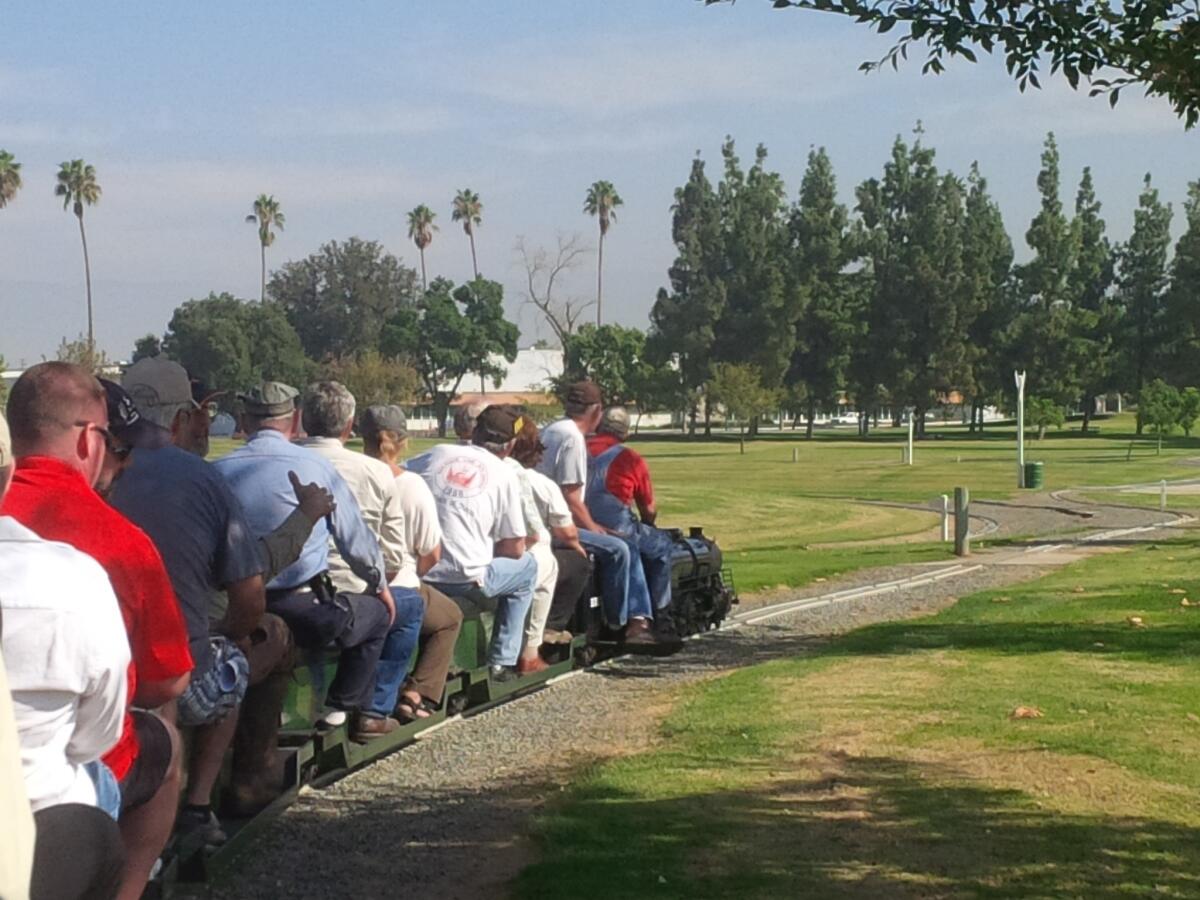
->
xmin=73 ymin=420 xmax=132 ymax=461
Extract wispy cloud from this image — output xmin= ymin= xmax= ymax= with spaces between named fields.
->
xmin=260 ymin=103 xmax=460 ymax=138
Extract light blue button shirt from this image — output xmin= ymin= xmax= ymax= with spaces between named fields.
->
xmin=213 ymin=429 xmax=385 ymax=592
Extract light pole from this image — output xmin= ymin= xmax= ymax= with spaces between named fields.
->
xmin=1014 ymin=370 xmax=1027 ymax=488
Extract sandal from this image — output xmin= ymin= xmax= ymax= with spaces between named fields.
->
xmin=394 ymin=696 xmax=435 ymax=722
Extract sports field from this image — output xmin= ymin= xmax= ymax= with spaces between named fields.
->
xmin=211 ymin=412 xmax=1200 ymax=594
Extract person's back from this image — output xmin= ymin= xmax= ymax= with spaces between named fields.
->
xmin=0 ymin=519 xmax=129 ymax=812
xmin=421 ymin=442 xmax=522 ymax=585
xmin=536 ymin=417 xmax=586 ymax=486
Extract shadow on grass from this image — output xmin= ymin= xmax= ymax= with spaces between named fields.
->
xmin=517 ymin=754 xmax=1200 ymax=899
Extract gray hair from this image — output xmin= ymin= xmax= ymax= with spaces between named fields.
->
xmin=302 ymin=381 xmax=356 ymax=438
xmin=453 ymin=401 xmax=488 ymax=439
xmin=139 ymin=399 xmax=193 ymax=430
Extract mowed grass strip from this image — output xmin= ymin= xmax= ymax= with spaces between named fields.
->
xmin=515 ymin=539 xmax=1200 ymax=899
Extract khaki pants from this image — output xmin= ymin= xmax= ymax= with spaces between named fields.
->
xmin=525 ymin=540 xmax=560 ymax=650
xmin=404 ymin=584 xmax=465 ymax=703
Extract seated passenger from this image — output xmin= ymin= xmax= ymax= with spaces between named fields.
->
xmin=511 ymin=420 xmax=593 ymax=647
xmin=359 ymin=405 xmax=465 ymax=720
xmin=212 ymin=383 xmax=396 ymax=742
xmin=1 ymin=362 xmax=193 ymax=900
xmin=108 ymin=361 xmax=293 ymax=839
xmin=419 ymin=406 xmax=536 ymax=681
xmin=295 ymin=383 xmax=430 ymax=731
xmin=0 ymin=411 xmax=126 ymax=900
xmin=586 ymin=406 xmax=678 ymax=631
xmin=536 ymin=381 xmax=667 ymax=648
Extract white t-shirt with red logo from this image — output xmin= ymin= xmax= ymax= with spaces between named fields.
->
xmin=419 ymin=443 xmax=526 ymax=585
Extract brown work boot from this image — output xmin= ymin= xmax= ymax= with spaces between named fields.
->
xmin=623 ymin=617 xmax=658 ymax=645
xmin=351 ymin=713 xmax=400 ymax=742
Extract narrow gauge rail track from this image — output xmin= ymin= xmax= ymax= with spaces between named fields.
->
xmin=166 ymin=500 xmax=1190 ymax=897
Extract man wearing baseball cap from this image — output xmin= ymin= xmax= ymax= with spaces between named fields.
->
xmin=108 ymin=363 xmax=294 ymax=840
xmin=586 ymin=406 xmax=678 ymax=628
xmin=214 ymin=382 xmax=398 ymax=740
xmin=419 ymin=405 xmax=537 ymax=681
xmin=537 ymin=381 xmax=668 ymax=648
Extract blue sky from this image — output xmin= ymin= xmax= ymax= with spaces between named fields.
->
xmin=1 ymin=1 xmax=1195 ymax=365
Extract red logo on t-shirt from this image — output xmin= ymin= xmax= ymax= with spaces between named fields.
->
xmin=433 ymin=455 xmax=488 ymax=499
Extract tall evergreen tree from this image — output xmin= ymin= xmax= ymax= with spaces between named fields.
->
xmin=1116 ymin=173 xmax=1174 ymax=431
xmin=55 ymin=159 xmax=102 ymax=352
xmin=648 ymin=155 xmax=726 ymax=434
xmin=853 ymin=131 xmax=969 ymax=436
xmin=1014 ymin=134 xmax=1083 ymax=415
xmin=1069 ymin=168 xmax=1117 ymax=432
xmin=712 ymin=139 xmax=800 ymax=430
xmin=961 ymin=162 xmax=1015 ymax=432
xmin=246 ymin=194 xmax=285 ymax=303
xmin=1164 ymin=181 xmax=1200 ymax=387
xmin=787 ymin=147 xmax=860 ymax=438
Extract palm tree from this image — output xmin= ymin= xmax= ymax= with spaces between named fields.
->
xmin=583 ymin=180 xmax=623 ymax=326
xmin=407 ymin=204 xmax=438 ymax=291
xmin=0 ymin=151 xmax=22 ymax=208
xmin=55 ymin=160 xmax=102 ymax=351
xmin=246 ymin=194 xmax=285 ymax=302
xmin=451 ymin=189 xmax=483 ymax=279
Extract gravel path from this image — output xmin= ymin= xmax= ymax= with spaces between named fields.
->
xmin=217 ymin=501 xmax=1192 ymax=900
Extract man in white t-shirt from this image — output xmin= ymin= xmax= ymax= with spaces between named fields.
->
xmin=359 ymin=405 xmax=464 ymax=720
xmin=538 ymin=381 xmax=666 ymax=648
xmin=421 ymin=406 xmax=537 ymax=681
xmin=297 ymin=382 xmax=429 ymax=739
xmin=0 ymin=410 xmax=128 ymax=899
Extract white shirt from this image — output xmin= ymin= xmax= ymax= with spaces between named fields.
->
xmin=0 ymin=516 xmax=130 ymax=812
xmin=298 ymin=437 xmax=406 ymax=594
xmin=503 ymin=457 xmax=545 ymax=543
xmin=527 ymin=467 xmax=573 ymax=539
xmin=420 ymin=444 xmax=526 ymax=585
xmin=391 ymin=470 xmax=442 ymax=589
xmin=536 ymin=418 xmax=588 ymax=487
xmin=0 ymin=644 xmax=34 ymax=900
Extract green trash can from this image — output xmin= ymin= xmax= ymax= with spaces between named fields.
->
xmin=1023 ymin=461 xmax=1044 ymax=489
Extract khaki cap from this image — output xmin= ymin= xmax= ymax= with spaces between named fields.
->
xmin=599 ymin=406 xmax=630 ymax=438
xmin=238 ymin=382 xmax=299 ymax=417
xmin=0 ymin=412 xmax=10 ymax=468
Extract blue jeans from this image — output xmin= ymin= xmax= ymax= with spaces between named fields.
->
xmin=618 ymin=523 xmax=675 ymax=612
xmin=435 ymin=554 xmax=537 ymax=666
xmin=579 ymin=529 xmax=654 ymax=627
xmin=368 ymin=586 xmax=427 ymax=717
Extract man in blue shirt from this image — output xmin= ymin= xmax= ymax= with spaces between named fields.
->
xmin=213 ymin=382 xmax=399 ymax=742
xmin=104 ymin=369 xmax=292 ymax=845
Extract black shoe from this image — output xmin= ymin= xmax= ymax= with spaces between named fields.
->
xmin=489 ymin=664 xmax=519 ymax=683
xmin=176 ymin=806 xmax=228 ymax=847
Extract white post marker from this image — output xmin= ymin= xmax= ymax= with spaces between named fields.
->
xmin=1161 ymin=479 xmax=1168 ymax=513
xmin=1014 ymin=370 xmax=1027 ymax=488
xmin=907 ymin=411 xmax=914 ymax=467
xmin=941 ymin=494 xmax=950 ymax=542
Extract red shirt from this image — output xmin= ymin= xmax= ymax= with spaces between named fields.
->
xmin=585 ymin=434 xmax=655 ymax=511
xmin=1 ymin=456 xmax=193 ymax=780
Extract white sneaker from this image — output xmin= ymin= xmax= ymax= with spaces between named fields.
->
xmin=318 ymin=709 xmax=347 ymax=729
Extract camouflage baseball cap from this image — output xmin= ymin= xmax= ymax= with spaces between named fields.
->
xmin=238 ymin=382 xmax=299 ymax=417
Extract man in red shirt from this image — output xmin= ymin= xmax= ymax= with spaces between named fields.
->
xmin=2 ymin=362 xmax=193 ymax=900
xmin=584 ymin=406 xmax=677 ymax=622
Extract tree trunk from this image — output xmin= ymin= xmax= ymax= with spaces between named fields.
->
xmin=1038 ymin=424 xmax=1047 ymax=440
xmin=259 ymin=241 xmax=266 ymax=303
xmin=1157 ymin=431 xmax=1162 ymax=455
xmin=739 ymin=426 xmax=745 ymax=454
xmin=420 ymin=249 xmax=428 ymax=292
xmin=78 ymin=215 xmax=94 ymax=353
xmin=469 ymin=233 xmax=479 ymax=280
xmin=703 ymin=403 xmax=712 ymax=438
xmin=434 ymin=394 xmax=450 ymax=438
xmin=805 ymin=397 xmax=816 ymax=439
xmin=1081 ymin=398 xmax=1093 ymax=434
xmin=596 ymin=233 xmax=604 ymax=327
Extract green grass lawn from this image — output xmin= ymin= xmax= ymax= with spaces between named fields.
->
xmin=208 ymin=413 xmax=1200 ymax=594
xmin=515 ymin=539 xmax=1200 ymax=899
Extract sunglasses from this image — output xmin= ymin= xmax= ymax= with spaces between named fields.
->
xmin=74 ymin=420 xmax=132 ymax=461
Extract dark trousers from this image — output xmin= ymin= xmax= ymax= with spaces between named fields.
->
xmin=406 ymin=584 xmax=465 ymax=704
xmin=268 ymin=587 xmax=390 ymax=711
xmin=548 ymin=547 xmax=593 ymax=632
xmin=31 ymin=803 xmax=123 ymax=900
